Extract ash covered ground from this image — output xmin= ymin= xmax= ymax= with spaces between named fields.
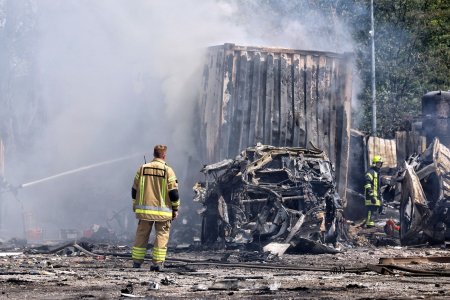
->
xmin=0 ymin=240 xmax=449 ymax=299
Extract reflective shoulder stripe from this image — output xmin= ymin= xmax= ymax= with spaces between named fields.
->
xmin=366 ymin=172 xmax=373 ymax=180
xmin=161 ymin=166 xmax=168 ymax=207
xmin=139 ymin=168 xmax=145 ymax=205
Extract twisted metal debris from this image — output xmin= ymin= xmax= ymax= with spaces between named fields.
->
xmin=193 ymin=144 xmax=346 ymax=253
xmin=395 ymin=138 xmax=450 ymax=245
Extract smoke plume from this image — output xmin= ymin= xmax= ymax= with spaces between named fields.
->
xmin=0 ymin=0 xmax=356 ymax=240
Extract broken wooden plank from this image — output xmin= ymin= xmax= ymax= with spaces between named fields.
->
xmin=379 ymin=256 xmax=450 ymax=265
xmin=366 ymin=264 xmax=395 ymax=275
xmin=416 ymin=163 xmax=437 ymax=179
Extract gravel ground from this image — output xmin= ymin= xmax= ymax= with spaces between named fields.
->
xmin=0 ymin=245 xmax=449 ymax=299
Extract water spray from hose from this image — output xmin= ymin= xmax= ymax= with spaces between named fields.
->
xmin=20 ymin=153 xmax=142 ymax=189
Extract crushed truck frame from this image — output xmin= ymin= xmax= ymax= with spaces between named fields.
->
xmin=193 ymin=144 xmax=345 ymax=253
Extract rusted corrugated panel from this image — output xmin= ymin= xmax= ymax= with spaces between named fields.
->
xmin=198 ymin=44 xmax=353 ymax=198
xmin=368 ymin=136 xmax=396 ymax=169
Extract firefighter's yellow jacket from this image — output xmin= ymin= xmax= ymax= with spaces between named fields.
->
xmin=364 ymin=167 xmax=381 ymax=206
xmin=132 ymin=158 xmax=180 ymax=221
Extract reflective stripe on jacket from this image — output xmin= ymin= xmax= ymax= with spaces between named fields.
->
xmin=132 ymin=158 xmax=178 ymax=221
xmin=364 ymin=168 xmax=381 ymax=206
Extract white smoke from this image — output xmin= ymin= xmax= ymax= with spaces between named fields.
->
xmin=1 ymin=0 xmax=357 ymax=239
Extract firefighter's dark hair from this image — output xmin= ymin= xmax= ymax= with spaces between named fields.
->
xmin=153 ymin=145 xmax=167 ymax=158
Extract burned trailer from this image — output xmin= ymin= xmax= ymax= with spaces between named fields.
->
xmin=398 ymin=138 xmax=450 ymax=245
xmin=196 ymin=43 xmax=353 ymax=203
xmin=193 ymin=144 xmax=344 ymax=250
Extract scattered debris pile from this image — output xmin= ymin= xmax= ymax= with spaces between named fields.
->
xmin=396 ymin=138 xmax=450 ymax=245
xmin=193 ymin=144 xmax=347 ymax=254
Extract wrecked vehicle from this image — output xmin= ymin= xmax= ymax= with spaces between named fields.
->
xmin=397 ymin=138 xmax=450 ymax=245
xmin=193 ymin=144 xmax=346 ymax=253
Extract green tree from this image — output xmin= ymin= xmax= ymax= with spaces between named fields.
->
xmin=354 ymin=0 xmax=450 ymax=137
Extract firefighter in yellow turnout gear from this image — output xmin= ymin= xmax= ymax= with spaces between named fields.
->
xmin=131 ymin=145 xmax=180 ymax=271
xmin=364 ymin=155 xmax=383 ymax=227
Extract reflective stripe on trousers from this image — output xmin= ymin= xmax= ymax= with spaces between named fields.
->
xmin=152 ymin=247 xmax=168 ymax=262
xmin=366 ymin=206 xmax=378 ymax=226
xmin=133 ymin=220 xmax=171 ymax=263
xmin=132 ymin=246 xmax=147 ymax=260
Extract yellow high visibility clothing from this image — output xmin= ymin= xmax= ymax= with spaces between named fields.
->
xmin=132 ymin=158 xmax=179 ymax=221
xmin=132 ymin=220 xmax=171 ymax=264
xmin=364 ymin=167 xmax=381 ymax=207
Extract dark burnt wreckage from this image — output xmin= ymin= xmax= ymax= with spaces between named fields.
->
xmin=397 ymin=138 xmax=450 ymax=245
xmin=371 ymin=91 xmax=450 ymax=246
xmin=194 ymin=144 xmax=345 ymax=253
xmin=196 ymin=43 xmax=353 ymax=201
xmin=192 ymin=43 xmax=353 ymax=253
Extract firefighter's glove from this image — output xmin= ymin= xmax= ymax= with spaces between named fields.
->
xmin=371 ymin=196 xmax=377 ymax=204
xmin=172 ymin=210 xmax=179 ymax=220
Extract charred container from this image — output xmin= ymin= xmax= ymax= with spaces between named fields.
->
xmin=422 ymin=91 xmax=450 ymax=147
xmin=196 ymin=43 xmax=353 ymax=201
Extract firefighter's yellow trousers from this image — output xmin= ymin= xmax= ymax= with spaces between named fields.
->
xmin=366 ymin=205 xmax=379 ymax=227
xmin=132 ymin=219 xmax=171 ymax=264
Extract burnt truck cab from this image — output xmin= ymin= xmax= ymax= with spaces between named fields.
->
xmin=193 ymin=144 xmax=345 ymax=251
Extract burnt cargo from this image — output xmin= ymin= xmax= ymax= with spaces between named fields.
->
xmin=197 ymin=43 xmax=353 ymax=200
